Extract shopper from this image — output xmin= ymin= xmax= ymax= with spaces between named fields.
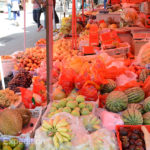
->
xmin=53 ymin=0 xmax=59 ymax=24
xmin=11 ymin=0 xmax=20 ymax=26
xmin=7 ymin=0 xmax=12 ymax=20
xmin=32 ymin=0 xmax=43 ymax=32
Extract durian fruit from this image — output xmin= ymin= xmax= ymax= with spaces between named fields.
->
xmin=0 ymin=109 xmax=23 ymax=135
xmin=16 ymin=108 xmax=31 ymax=127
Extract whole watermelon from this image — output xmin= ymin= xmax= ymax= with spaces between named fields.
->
xmin=143 ymin=96 xmax=150 ymax=113
xmin=143 ymin=112 xmax=150 ymax=125
xmin=124 ymin=87 xmax=145 ymax=103
xmin=122 ymin=109 xmax=143 ymax=125
xmin=106 ymin=91 xmax=128 ymax=113
xmin=101 ymin=79 xmax=116 ymax=94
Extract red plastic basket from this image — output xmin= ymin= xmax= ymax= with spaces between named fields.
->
xmin=116 ymin=125 xmax=150 ymax=150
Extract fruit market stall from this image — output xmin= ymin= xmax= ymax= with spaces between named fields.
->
xmin=1 ymin=0 xmax=150 ymax=150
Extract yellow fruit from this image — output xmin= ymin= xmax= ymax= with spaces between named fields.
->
xmin=53 ymin=116 xmax=60 ymax=127
xmin=57 ymin=127 xmax=68 ymax=132
xmin=56 ymin=119 xmax=69 ymax=129
xmin=56 ymin=132 xmax=64 ymax=143
xmin=53 ymin=135 xmax=59 ymax=148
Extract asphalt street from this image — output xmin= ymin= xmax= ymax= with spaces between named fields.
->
xmin=0 ymin=11 xmax=46 ymax=55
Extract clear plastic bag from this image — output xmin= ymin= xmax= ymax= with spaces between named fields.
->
xmin=34 ymin=112 xmax=92 ymax=150
xmin=116 ymin=70 xmax=137 ymax=86
xmin=90 ymin=128 xmax=119 ymax=150
xmin=97 ymin=109 xmax=124 ymax=132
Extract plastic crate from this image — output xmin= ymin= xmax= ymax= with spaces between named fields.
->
xmin=102 ymin=42 xmax=130 ymax=57
xmin=116 ymin=125 xmax=150 ymax=150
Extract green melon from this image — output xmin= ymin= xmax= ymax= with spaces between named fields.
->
xmin=143 ymin=112 xmax=150 ymax=125
xmin=101 ymin=79 xmax=116 ymax=94
xmin=128 ymin=103 xmax=144 ymax=114
xmin=143 ymin=97 xmax=150 ymax=113
xmin=122 ymin=109 xmax=143 ymax=125
xmin=106 ymin=91 xmax=128 ymax=113
xmin=124 ymin=87 xmax=145 ymax=103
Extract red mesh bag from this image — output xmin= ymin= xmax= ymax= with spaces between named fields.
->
xmin=143 ymin=76 xmax=150 ymax=97
xmin=99 ymin=93 xmax=108 ymax=108
xmin=75 ymin=70 xmax=90 ymax=89
xmin=115 ymin=80 xmax=143 ymax=91
xmin=33 ymin=78 xmax=46 ymax=103
xmin=20 ymin=87 xmax=36 ymax=109
xmin=79 ymin=81 xmax=98 ymax=101
xmin=58 ymin=68 xmax=76 ymax=95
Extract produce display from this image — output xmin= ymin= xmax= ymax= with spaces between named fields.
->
xmin=8 ymin=69 xmax=32 ymax=93
xmin=48 ymin=95 xmax=94 ymax=118
xmin=1 ymin=1 xmax=150 ymax=149
xmin=0 ymin=138 xmax=25 ymax=150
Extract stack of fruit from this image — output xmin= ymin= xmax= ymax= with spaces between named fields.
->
xmin=14 ymin=47 xmax=46 ymax=71
xmin=0 ymin=138 xmax=25 ymax=150
xmin=41 ymin=116 xmax=72 ymax=148
xmin=48 ymin=95 xmax=94 ymax=118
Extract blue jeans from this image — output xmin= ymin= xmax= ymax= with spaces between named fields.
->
xmin=13 ymin=11 xmax=20 ymax=20
xmin=104 ymin=0 xmax=107 ymax=9
xmin=8 ymin=4 xmax=12 ymax=19
xmin=33 ymin=9 xmax=41 ymax=28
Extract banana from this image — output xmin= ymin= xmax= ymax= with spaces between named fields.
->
xmin=59 ymin=131 xmax=71 ymax=140
xmin=93 ymin=124 xmax=100 ymax=130
xmin=53 ymin=116 xmax=60 ymax=127
xmin=53 ymin=135 xmax=59 ymax=148
xmin=56 ymin=132 xmax=64 ymax=144
xmin=41 ymin=126 xmax=49 ymax=132
xmin=62 ymin=136 xmax=70 ymax=142
xmin=90 ymin=117 xmax=97 ymax=125
xmin=56 ymin=119 xmax=69 ymax=129
xmin=49 ymin=119 xmax=54 ymax=126
xmin=95 ymin=119 xmax=100 ymax=125
xmin=42 ymin=120 xmax=53 ymax=130
xmin=57 ymin=127 xmax=68 ymax=132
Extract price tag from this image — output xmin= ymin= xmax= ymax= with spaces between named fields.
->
xmin=82 ymin=46 xmax=95 ymax=54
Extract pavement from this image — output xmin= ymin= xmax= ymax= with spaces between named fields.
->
xmin=0 ymin=10 xmax=46 ymax=55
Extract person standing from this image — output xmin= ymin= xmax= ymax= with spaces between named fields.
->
xmin=32 ymin=0 xmax=43 ymax=32
xmin=7 ymin=0 xmax=12 ymax=20
xmin=11 ymin=0 xmax=20 ymax=26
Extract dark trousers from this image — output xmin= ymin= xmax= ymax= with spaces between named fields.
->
xmin=33 ymin=9 xmax=41 ymax=28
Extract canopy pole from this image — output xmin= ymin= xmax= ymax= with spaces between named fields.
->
xmin=23 ymin=0 xmax=26 ymax=51
xmin=46 ymin=0 xmax=53 ymax=104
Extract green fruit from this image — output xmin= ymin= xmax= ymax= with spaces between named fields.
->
xmin=101 ymin=79 xmax=116 ymax=93
xmin=66 ymin=97 xmax=75 ymax=102
xmin=66 ymin=101 xmax=78 ymax=109
xmin=71 ymin=110 xmax=80 ymax=117
xmin=76 ymin=95 xmax=85 ymax=103
xmin=106 ymin=91 xmax=128 ymax=113
xmin=81 ymin=108 xmax=90 ymax=116
xmin=52 ymin=102 xmax=58 ymax=108
xmin=58 ymin=108 xmax=63 ymax=112
xmin=50 ymin=107 xmax=57 ymax=113
xmin=3 ymin=141 xmax=9 ymax=147
xmin=15 ymin=142 xmax=24 ymax=150
xmin=9 ymin=138 xmax=19 ymax=148
xmin=86 ymin=103 xmax=93 ymax=112
xmin=128 ymin=103 xmax=144 ymax=114
xmin=28 ymin=144 xmax=36 ymax=150
xmin=63 ymin=107 xmax=71 ymax=113
xmin=0 ymin=141 xmax=2 ymax=149
xmin=79 ymin=102 xmax=86 ymax=109
xmin=58 ymin=99 xmax=67 ymax=108
xmin=143 ymin=112 xmax=150 ymax=125
xmin=2 ymin=146 xmax=12 ymax=150
xmin=74 ymin=107 xmax=80 ymax=111
xmin=122 ymin=109 xmax=143 ymax=125
xmin=48 ymin=112 xmax=55 ymax=118
xmin=13 ymin=147 xmax=21 ymax=150
xmin=143 ymin=97 xmax=150 ymax=113
xmin=124 ymin=87 xmax=145 ymax=103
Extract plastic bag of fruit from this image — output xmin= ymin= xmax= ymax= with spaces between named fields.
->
xmin=79 ymin=81 xmax=98 ymax=101
xmin=34 ymin=112 xmax=92 ymax=150
xmin=97 ymin=109 xmax=123 ymax=132
xmin=58 ymin=68 xmax=77 ymax=95
xmin=90 ymin=128 xmax=119 ymax=150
